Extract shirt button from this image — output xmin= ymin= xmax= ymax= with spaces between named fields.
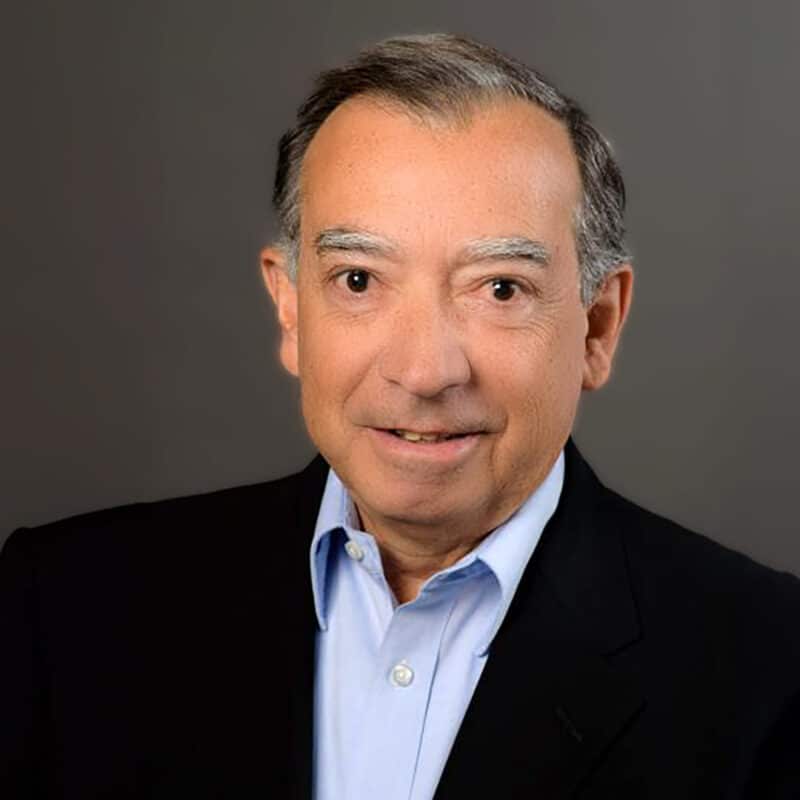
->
xmin=389 ymin=661 xmax=414 ymax=688
xmin=344 ymin=539 xmax=364 ymax=561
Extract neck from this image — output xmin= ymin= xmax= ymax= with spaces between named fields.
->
xmin=356 ymin=509 xmax=491 ymax=604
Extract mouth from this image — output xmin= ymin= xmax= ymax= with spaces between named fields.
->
xmin=367 ymin=426 xmax=484 ymax=466
xmin=386 ymin=429 xmax=473 ymax=443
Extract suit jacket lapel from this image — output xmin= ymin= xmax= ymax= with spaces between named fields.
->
xmin=434 ymin=441 xmax=644 ymax=798
xmin=284 ymin=455 xmax=329 ymax=800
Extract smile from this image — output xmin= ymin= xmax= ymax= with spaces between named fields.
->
xmin=367 ymin=428 xmax=484 ymax=467
xmin=389 ymin=429 xmax=466 ymax=443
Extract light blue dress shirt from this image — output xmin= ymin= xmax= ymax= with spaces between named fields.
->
xmin=310 ymin=452 xmax=564 ymax=800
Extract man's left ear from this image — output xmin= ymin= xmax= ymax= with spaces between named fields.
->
xmin=582 ymin=265 xmax=634 ymax=391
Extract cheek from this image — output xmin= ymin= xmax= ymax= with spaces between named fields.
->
xmin=297 ymin=313 xmax=378 ymax=410
xmin=486 ymin=317 xmax=585 ymax=435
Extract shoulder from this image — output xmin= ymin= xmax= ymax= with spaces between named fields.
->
xmin=601 ymin=485 xmax=800 ymax=604
xmin=598 ymin=484 xmax=800 ymax=677
xmin=1 ymin=455 xmax=328 ymax=581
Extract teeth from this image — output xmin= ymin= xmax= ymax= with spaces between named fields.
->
xmin=393 ymin=430 xmax=453 ymax=443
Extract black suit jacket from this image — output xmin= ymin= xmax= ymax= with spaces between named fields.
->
xmin=2 ymin=441 xmax=799 ymax=798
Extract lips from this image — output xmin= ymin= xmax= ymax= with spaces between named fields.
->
xmin=365 ymin=426 xmax=485 ymax=468
xmin=389 ymin=429 xmax=467 ymax=443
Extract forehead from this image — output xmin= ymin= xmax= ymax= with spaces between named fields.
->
xmin=298 ymin=95 xmax=582 ymax=253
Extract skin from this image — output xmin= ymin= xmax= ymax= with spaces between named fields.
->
xmin=262 ymin=96 xmax=633 ymax=604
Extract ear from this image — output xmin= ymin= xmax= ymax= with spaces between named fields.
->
xmin=582 ymin=265 xmax=634 ymax=391
xmin=261 ymin=246 xmax=299 ymax=377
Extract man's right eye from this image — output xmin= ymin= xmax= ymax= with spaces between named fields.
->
xmin=342 ymin=269 xmax=370 ymax=293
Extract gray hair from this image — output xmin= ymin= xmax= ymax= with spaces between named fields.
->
xmin=272 ymin=33 xmax=630 ymax=305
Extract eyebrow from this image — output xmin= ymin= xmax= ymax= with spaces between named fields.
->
xmin=313 ymin=228 xmax=551 ymax=268
xmin=457 ymin=236 xmax=551 ymax=267
xmin=314 ymin=228 xmax=399 ymax=259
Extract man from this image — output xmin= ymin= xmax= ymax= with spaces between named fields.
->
xmin=1 ymin=33 xmax=799 ymax=799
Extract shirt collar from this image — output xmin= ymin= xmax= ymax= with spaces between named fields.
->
xmin=309 ymin=468 xmax=354 ymax=631
xmin=309 ymin=452 xmax=565 ymax=649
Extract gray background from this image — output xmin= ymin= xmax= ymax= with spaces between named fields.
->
xmin=3 ymin=0 xmax=799 ymax=574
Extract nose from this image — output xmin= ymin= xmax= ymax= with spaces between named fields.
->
xmin=377 ymin=297 xmax=472 ymax=398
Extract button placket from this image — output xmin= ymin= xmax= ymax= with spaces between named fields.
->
xmin=354 ymin=591 xmax=461 ymax=798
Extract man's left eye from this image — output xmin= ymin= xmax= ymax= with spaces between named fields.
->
xmin=490 ymin=278 xmax=519 ymax=301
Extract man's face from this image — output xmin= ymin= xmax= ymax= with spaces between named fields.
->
xmin=264 ymin=97 xmax=629 ymax=538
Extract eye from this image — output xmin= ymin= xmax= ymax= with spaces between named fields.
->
xmin=489 ymin=277 xmax=519 ymax=301
xmin=341 ymin=269 xmax=370 ymax=293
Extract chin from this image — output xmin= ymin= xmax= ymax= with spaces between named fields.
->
xmin=358 ymin=483 xmax=481 ymax=528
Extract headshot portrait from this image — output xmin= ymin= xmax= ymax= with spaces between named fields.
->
xmin=2 ymin=3 xmax=799 ymax=798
